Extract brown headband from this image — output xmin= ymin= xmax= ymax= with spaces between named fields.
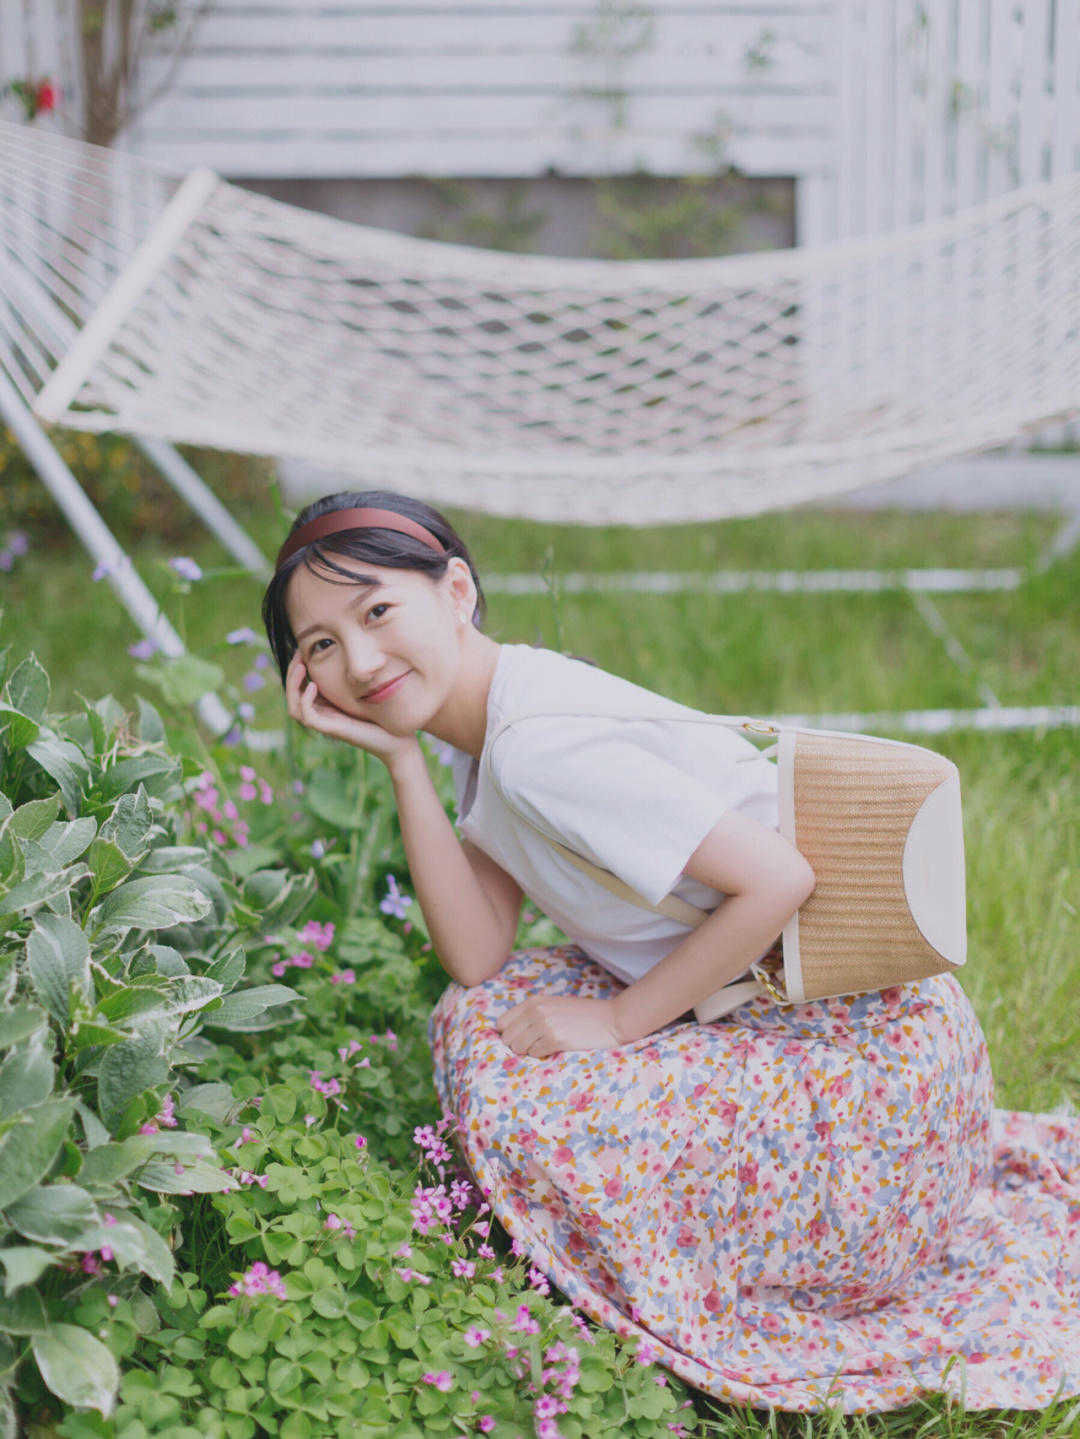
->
xmin=275 ymin=506 xmax=446 ymax=571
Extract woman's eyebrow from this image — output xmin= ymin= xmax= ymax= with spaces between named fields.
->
xmin=294 ymin=584 xmax=383 ymax=642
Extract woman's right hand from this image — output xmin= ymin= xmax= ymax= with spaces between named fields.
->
xmin=285 ymin=650 xmax=421 ymax=771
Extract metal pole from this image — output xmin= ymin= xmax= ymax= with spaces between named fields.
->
xmin=0 ymin=369 xmax=283 ymax=751
xmin=134 ymin=435 xmax=272 ymax=578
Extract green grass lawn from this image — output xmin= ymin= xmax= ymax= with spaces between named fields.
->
xmin=2 ymin=451 xmax=1078 ymax=1434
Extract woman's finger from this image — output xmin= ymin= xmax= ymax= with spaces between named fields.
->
xmin=290 ymin=666 xmax=309 ymax=724
xmin=285 ymin=654 xmax=306 ymax=723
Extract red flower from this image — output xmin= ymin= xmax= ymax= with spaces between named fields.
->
xmin=36 ymin=80 xmax=58 ymax=113
xmin=737 ymin=1158 xmax=759 ymax=1186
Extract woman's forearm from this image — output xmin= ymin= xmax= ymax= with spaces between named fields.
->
xmin=388 ymin=746 xmax=509 ymax=987
xmin=610 ymin=880 xmax=810 ymax=1043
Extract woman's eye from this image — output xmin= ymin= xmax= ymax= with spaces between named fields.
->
xmin=368 ymin=603 xmax=390 ymax=621
xmin=310 ymin=638 xmax=331 ymax=655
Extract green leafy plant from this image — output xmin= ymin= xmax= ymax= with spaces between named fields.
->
xmin=0 ymin=636 xmax=311 ymax=1424
xmin=45 ymin=1091 xmax=692 ymax=1438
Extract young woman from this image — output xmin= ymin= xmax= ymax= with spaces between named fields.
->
xmin=263 ymin=488 xmax=1079 ymax=1415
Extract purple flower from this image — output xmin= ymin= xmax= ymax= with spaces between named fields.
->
xmin=243 ymin=672 xmax=266 ymax=693
xmin=379 ymin=874 xmax=412 ymax=921
xmin=128 ymin=639 xmax=158 ymax=660
xmin=226 ymin=626 xmax=258 ymax=645
xmin=237 ymin=702 xmax=255 ymax=720
xmin=168 ymin=557 xmax=203 ymax=582
xmin=92 ymin=555 xmax=132 ymax=582
xmin=7 ymin=531 xmax=28 ymax=557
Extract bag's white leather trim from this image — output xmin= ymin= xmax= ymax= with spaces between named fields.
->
xmin=902 ymin=768 xmax=968 ymax=967
xmin=777 ymin=729 xmax=805 ymax=1002
xmin=693 ymin=977 xmax=763 ymax=1023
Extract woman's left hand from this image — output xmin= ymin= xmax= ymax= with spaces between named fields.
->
xmin=495 ymin=995 xmax=627 ymax=1058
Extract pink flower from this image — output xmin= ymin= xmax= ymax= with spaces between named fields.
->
xmin=301 ymin=919 xmax=335 ymax=951
xmin=227 ymin=1260 xmax=287 ymax=1299
xmin=421 ymin=1370 xmax=452 ymax=1392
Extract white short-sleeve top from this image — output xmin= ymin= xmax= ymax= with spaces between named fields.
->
xmin=437 ymin=643 xmax=780 ymax=989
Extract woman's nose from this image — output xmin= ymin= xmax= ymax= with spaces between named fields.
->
xmin=341 ymin=634 xmax=385 ymax=683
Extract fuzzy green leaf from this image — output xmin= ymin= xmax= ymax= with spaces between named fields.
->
xmin=0 ymin=1245 xmax=54 ymax=1298
xmin=0 ymin=1029 xmax=55 ymax=1120
xmin=0 ymin=863 xmax=90 ymax=921
xmin=96 ymin=1034 xmax=169 ymax=1128
xmin=135 ymin=696 xmax=166 ymax=744
xmin=98 ymin=787 xmax=153 ymax=860
xmin=134 ymin=1156 xmax=236 ymax=1194
xmin=71 ymin=1214 xmax=175 ymax=1286
xmin=6 ymin=794 xmax=61 ymax=842
xmin=86 ymin=838 xmax=133 ymax=896
xmin=0 ymin=705 xmax=40 ymax=750
xmin=4 ymin=1182 xmax=99 ymax=1244
xmin=89 ymin=873 xmax=213 ymax=935
xmin=24 ymin=736 xmax=92 ymax=817
xmin=32 ymin=1323 xmax=119 ymax=1418
xmin=25 ymin=911 xmax=91 ymax=1024
xmin=97 ymin=753 xmax=180 ymax=802
xmin=0 ymin=1098 xmax=76 ymax=1209
xmin=37 ymin=817 xmax=98 ymax=868
xmin=0 ymin=1003 xmax=48 ymax=1050
xmin=199 ymin=984 xmax=300 ymax=1030
xmin=67 ymin=1018 xmax=132 ymax=1053
xmin=5 ymin=655 xmax=49 ymax=722
xmin=77 ymin=1135 xmax=159 ymax=1185
xmin=0 ymin=1281 xmax=49 ymax=1327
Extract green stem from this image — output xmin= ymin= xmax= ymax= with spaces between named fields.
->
xmin=346 ymin=807 xmax=386 ymax=924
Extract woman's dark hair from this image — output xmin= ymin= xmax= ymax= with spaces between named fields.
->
xmin=262 ymin=489 xmax=487 ymax=684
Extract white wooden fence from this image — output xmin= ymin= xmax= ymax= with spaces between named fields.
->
xmin=131 ymin=0 xmax=834 ymax=181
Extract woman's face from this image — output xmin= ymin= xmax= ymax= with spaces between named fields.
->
xmin=283 ymin=555 xmax=473 ymax=729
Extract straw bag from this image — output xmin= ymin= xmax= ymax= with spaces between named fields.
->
xmin=484 ymin=710 xmax=968 ymax=1022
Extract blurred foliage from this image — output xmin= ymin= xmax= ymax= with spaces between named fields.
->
xmin=0 ymin=427 xmax=278 ymax=551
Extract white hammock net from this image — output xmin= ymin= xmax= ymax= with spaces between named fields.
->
xmin=3 ymin=119 xmax=1080 ymax=525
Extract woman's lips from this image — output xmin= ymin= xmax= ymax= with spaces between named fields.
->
xmin=364 ymin=670 xmax=410 ymax=702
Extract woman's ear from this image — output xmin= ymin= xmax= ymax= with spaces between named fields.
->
xmin=445 ymin=557 xmax=476 ymax=620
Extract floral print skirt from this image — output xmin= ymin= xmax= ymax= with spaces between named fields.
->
xmin=427 ymin=944 xmax=1080 ymax=1413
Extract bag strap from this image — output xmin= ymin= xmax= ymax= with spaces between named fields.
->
xmin=522 ymin=822 xmax=713 ymax=927
xmin=482 ymin=706 xmax=781 ymax=926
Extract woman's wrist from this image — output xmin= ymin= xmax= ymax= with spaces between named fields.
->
xmin=610 ymin=993 xmax=648 ymax=1045
xmin=385 ymin=737 xmax=425 ymax=785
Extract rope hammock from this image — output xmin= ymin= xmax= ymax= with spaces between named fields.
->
xmin=2 ymin=118 xmax=1080 ymax=525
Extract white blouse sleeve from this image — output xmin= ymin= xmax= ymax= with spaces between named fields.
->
xmin=489 ymin=716 xmax=747 ymax=908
